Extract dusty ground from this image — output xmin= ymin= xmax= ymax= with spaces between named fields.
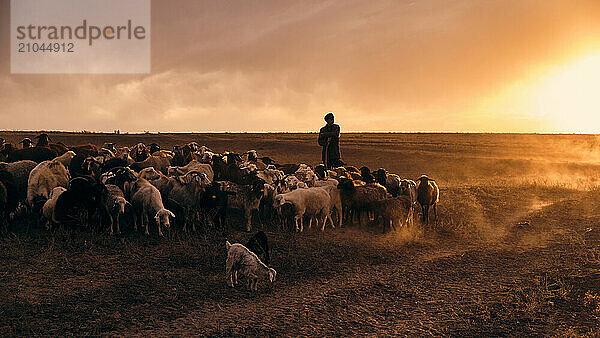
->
xmin=1 ymin=132 xmax=600 ymax=335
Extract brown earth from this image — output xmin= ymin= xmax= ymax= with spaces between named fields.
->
xmin=1 ymin=132 xmax=599 ymax=335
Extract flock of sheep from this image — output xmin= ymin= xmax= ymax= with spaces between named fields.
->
xmin=0 ymin=134 xmax=440 ymax=290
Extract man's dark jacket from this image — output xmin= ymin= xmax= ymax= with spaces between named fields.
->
xmin=318 ymin=123 xmax=341 ymax=168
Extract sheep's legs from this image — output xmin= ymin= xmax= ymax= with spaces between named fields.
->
xmin=116 ymin=213 xmax=120 ymax=234
xmin=245 ymin=209 xmax=252 ymax=232
xmin=308 ymin=217 xmax=312 ymax=230
xmin=225 ymin=259 xmax=234 ymax=287
xmin=433 ymin=203 xmax=438 ymax=226
xmin=108 ymin=214 xmax=115 ymax=235
xmin=142 ymin=208 xmax=150 ymax=235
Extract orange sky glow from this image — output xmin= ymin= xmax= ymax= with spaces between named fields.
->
xmin=1 ymin=0 xmax=599 ymax=133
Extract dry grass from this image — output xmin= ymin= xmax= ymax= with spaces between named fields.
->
xmin=1 ymin=132 xmax=600 ymax=335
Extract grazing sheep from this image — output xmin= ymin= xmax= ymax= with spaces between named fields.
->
xmin=273 ymin=187 xmax=333 ymax=232
xmin=246 ymin=231 xmax=270 ymax=265
xmin=225 ymin=241 xmax=276 ymax=291
xmin=221 ymin=181 xmax=265 ymax=232
xmin=370 ymin=195 xmax=413 ymax=232
xmin=27 ymin=160 xmax=70 ymax=213
xmin=415 ymin=175 xmax=439 ymax=226
xmin=337 ymin=177 xmax=387 ymax=227
xmin=42 ymin=187 xmax=67 ymax=228
xmin=102 ymin=184 xmax=129 ymax=235
xmin=128 ymin=178 xmax=175 ymax=236
xmin=167 ymin=160 xmax=214 ymax=182
xmin=373 ymin=168 xmax=402 ymax=197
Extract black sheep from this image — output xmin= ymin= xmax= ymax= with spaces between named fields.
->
xmin=53 ymin=176 xmax=109 ymax=227
xmin=8 ymin=146 xmax=57 ymax=163
xmin=200 ymin=181 xmax=236 ymax=229
xmin=246 ymin=231 xmax=270 ymax=265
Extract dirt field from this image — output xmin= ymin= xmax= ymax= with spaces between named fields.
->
xmin=1 ymin=132 xmax=600 ymax=335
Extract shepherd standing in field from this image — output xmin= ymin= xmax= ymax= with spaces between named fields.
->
xmin=318 ymin=112 xmax=343 ymax=169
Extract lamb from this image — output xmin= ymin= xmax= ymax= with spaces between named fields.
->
xmin=41 ymin=186 xmax=67 ymax=228
xmin=337 ymin=177 xmax=387 ymax=227
xmin=373 ymin=168 xmax=402 ymax=197
xmin=370 ymin=195 xmax=413 ymax=232
xmin=273 ymin=187 xmax=333 ymax=232
xmin=415 ymin=175 xmax=439 ymax=226
xmin=127 ymin=178 xmax=175 ymax=236
xmin=221 ymin=180 xmax=265 ymax=232
xmin=53 ymin=150 xmax=76 ymax=167
xmin=225 ymin=241 xmax=276 ymax=291
xmin=102 ymin=184 xmax=129 ymax=235
xmin=167 ymin=160 xmax=214 ymax=182
xmin=27 ymin=160 xmax=70 ymax=213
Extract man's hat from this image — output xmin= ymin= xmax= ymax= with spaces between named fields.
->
xmin=324 ymin=112 xmax=334 ymax=121
xmin=20 ymin=138 xmax=32 ymax=145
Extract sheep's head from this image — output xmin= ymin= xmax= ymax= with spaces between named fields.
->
xmin=155 ymin=208 xmax=175 ymax=228
xmin=414 ymin=175 xmax=434 ymax=184
xmin=114 ymin=197 xmax=129 ymax=214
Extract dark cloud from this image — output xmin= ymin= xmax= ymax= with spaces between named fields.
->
xmin=1 ymin=0 xmax=599 ymax=132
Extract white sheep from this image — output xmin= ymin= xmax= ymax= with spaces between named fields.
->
xmin=41 ymin=186 xmax=67 ymax=228
xmin=319 ymin=184 xmax=343 ymax=228
xmin=127 ymin=178 xmax=175 ymax=236
xmin=273 ymin=187 xmax=333 ymax=232
xmin=225 ymin=241 xmax=276 ymax=291
xmin=27 ymin=160 xmax=70 ymax=212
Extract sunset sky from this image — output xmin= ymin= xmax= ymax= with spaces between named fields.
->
xmin=1 ymin=0 xmax=600 ymax=133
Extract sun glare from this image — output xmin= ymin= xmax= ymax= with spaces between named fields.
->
xmin=531 ymin=51 xmax=600 ymax=133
